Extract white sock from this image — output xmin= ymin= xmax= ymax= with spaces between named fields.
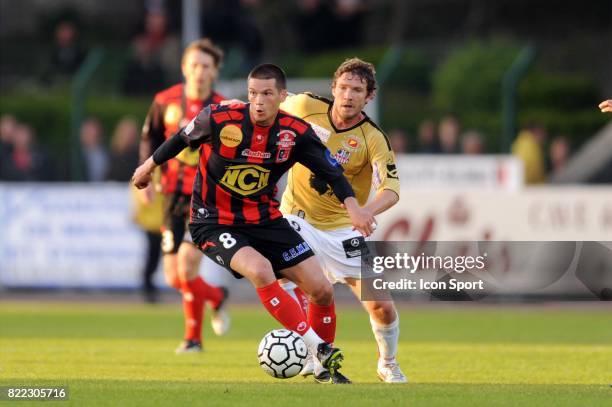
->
xmin=279 ymin=280 xmax=299 ymax=303
xmin=301 ymin=327 xmax=324 ymax=356
xmin=370 ymin=316 xmax=400 ymax=366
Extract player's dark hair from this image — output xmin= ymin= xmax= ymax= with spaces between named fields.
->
xmin=332 ymin=57 xmax=377 ymax=96
xmin=182 ymin=38 xmax=224 ymax=68
xmin=248 ymin=64 xmax=287 ymax=90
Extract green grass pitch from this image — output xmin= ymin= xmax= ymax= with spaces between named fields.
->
xmin=1 ymin=301 xmax=610 ymax=406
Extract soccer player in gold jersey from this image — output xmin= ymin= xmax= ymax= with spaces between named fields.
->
xmin=279 ymin=58 xmax=407 ymax=383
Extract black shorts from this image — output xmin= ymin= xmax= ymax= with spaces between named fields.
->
xmin=190 ymin=218 xmax=315 ymax=279
xmin=161 ymin=193 xmax=191 ymax=254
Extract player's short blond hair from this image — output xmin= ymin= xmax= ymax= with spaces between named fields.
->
xmin=332 ymin=57 xmax=377 ymax=96
xmin=182 ymin=38 xmax=224 ymax=68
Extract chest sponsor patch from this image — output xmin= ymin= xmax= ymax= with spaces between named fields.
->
xmin=309 ymin=122 xmax=331 ymax=143
xmin=241 ymin=149 xmax=271 ymax=159
xmin=342 ymin=236 xmax=368 ymax=258
xmin=164 ymin=103 xmax=182 ymax=126
xmin=220 ymin=125 xmax=243 ymax=148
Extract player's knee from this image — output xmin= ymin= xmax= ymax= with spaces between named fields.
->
xmin=164 ymin=274 xmax=181 ymax=290
xmin=371 ymin=302 xmax=397 ymax=324
xmin=244 ymin=258 xmax=275 ymax=286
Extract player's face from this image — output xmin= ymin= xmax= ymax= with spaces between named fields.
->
xmin=247 ymin=78 xmax=287 ymax=126
xmin=182 ymin=50 xmax=218 ymax=91
xmin=331 ymin=72 xmax=374 ymax=121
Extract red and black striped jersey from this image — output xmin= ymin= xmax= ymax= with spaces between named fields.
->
xmin=140 ymin=83 xmax=225 ymax=195
xmin=180 ymin=103 xmax=351 ymax=226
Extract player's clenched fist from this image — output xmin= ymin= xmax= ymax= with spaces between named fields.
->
xmin=132 ymin=157 xmax=156 ymax=189
xmin=599 ymin=99 xmax=612 ymax=113
xmin=343 ymin=197 xmax=377 ymax=237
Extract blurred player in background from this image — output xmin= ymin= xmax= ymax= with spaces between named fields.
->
xmin=134 ymin=63 xmax=378 ymax=384
xmin=139 ymin=38 xmax=229 ymax=353
xmin=599 ymin=99 xmax=612 ymax=113
xmin=279 ymin=58 xmax=407 ymax=383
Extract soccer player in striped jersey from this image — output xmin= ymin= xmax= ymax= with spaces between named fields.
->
xmin=139 ymin=39 xmax=229 ymax=353
xmin=133 ymin=63 xmax=378 ymax=383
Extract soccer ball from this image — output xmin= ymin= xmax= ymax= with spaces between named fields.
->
xmin=257 ymin=329 xmax=308 ymax=379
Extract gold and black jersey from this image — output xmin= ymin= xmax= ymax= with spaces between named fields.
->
xmin=280 ymin=92 xmax=400 ymax=230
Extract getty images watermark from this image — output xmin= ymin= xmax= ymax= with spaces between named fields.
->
xmin=359 ymin=241 xmax=612 ymax=301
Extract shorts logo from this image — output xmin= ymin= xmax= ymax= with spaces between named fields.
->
xmin=297 ymin=210 xmax=305 ymax=219
xmin=334 ymin=148 xmax=351 ymax=165
xmin=215 ymin=255 xmax=225 ymax=265
xmin=323 ymin=317 xmax=332 ymax=324
xmin=296 ymin=321 xmax=307 ymax=332
xmin=282 ymin=242 xmax=312 ymax=262
xmin=220 ymin=125 xmax=243 ymax=147
xmin=270 ymin=297 xmax=280 ymax=307
xmin=342 ymin=236 xmax=366 ymax=259
xmin=220 ymin=164 xmax=270 ymax=196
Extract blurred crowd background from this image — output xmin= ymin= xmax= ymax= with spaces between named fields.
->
xmin=1 ymin=0 xmax=610 ymax=184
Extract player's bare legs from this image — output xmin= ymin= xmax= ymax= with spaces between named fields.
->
xmin=229 ymin=247 xmax=345 ymax=378
xmin=345 ymin=277 xmax=407 ymax=383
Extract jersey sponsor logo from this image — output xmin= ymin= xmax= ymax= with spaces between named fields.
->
xmin=275 ymin=130 xmax=296 ymax=163
xmin=164 ymin=103 xmax=183 ymax=126
xmin=184 ymin=117 xmax=196 ymax=135
xmin=241 ymin=149 xmax=271 ymax=159
xmin=325 ymin=149 xmax=341 ymax=167
xmin=334 ymin=148 xmax=351 ymax=165
xmin=220 ymin=164 xmax=271 ymax=196
xmin=220 ymin=125 xmax=243 ymax=147
xmin=309 ymin=122 xmax=331 ymax=143
xmin=343 ymin=136 xmax=360 ymax=150
xmin=282 ymin=241 xmax=312 ymax=262
xmin=342 ymin=236 xmax=366 ymax=258
xmin=386 ymin=163 xmax=399 ymax=179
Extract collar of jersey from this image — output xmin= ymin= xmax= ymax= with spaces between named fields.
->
xmin=326 ymin=102 xmax=369 ymax=134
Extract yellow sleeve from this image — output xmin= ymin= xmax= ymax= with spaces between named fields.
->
xmin=368 ymin=131 xmax=400 ymax=197
xmin=280 ymin=93 xmax=310 ymax=117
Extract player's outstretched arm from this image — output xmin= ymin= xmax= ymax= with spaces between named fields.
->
xmin=363 ymin=189 xmax=399 ymax=216
xmin=343 ymin=197 xmax=377 ymax=237
xmin=133 ymin=105 xmax=213 ymax=189
xmin=599 ymin=99 xmax=612 ymax=113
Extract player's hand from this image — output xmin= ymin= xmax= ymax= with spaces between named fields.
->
xmin=132 ymin=157 xmax=156 ymax=189
xmin=343 ymin=197 xmax=377 ymax=237
xmin=599 ymin=99 xmax=612 ymax=113
xmin=138 ymin=184 xmax=154 ymax=204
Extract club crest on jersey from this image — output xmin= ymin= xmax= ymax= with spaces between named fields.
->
xmin=164 ymin=103 xmax=183 ymax=126
xmin=275 ymin=130 xmax=296 ymax=163
xmin=343 ymin=136 xmax=360 ymax=151
xmin=334 ymin=148 xmax=351 ymax=165
xmin=220 ymin=125 xmax=243 ymax=148
xmin=220 ymin=164 xmax=270 ymax=196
